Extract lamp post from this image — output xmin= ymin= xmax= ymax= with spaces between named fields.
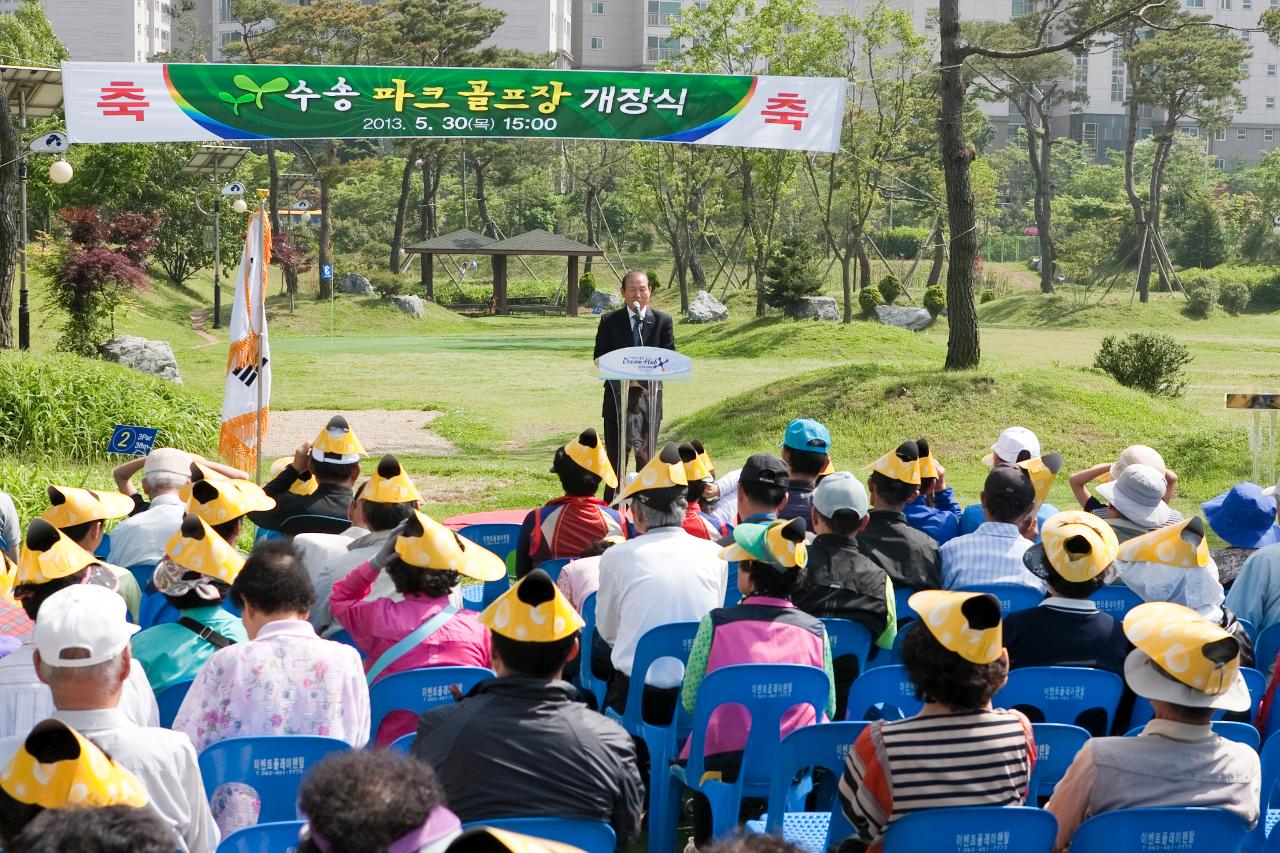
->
xmin=183 ymin=145 xmax=249 ymax=330
xmin=13 ymin=128 xmax=73 ymax=350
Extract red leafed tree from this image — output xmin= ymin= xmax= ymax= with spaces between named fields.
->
xmin=273 ymin=229 xmax=315 ymax=295
xmin=43 ymin=206 xmax=160 ymax=355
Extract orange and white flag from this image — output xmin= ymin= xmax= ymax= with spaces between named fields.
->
xmin=218 ymin=203 xmax=271 ymax=471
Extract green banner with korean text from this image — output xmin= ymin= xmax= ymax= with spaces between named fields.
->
xmin=62 ymin=63 xmax=845 ymax=153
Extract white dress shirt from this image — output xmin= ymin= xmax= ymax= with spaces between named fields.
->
xmin=597 ymin=525 xmax=726 ymax=687
xmin=294 ymin=525 xmax=365 ymax=594
xmin=0 ymin=706 xmax=218 ymax=853
xmin=940 ymin=521 xmax=1045 ymax=592
xmin=107 ymin=492 xmax=187 ymax=570
xmin=0 ymin=490 xmax=18 ymax=560
xmin=705 ymin=469 xmax=742 ymax=530
xmin=0 ymin=644 xmax=159 ymax=740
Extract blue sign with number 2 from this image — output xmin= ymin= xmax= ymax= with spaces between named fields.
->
xmin=108 ymin=425 xmax=158 ymax=456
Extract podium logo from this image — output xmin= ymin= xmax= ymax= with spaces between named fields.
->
xmin=621 ymin=355 xmax=671 ymax=373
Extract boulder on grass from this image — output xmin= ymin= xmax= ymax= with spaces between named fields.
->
xmin=875 ymin=304 xmax=934 ymax=332
xmin=687 ymin=290 xmax=729 ymax=324
xmin=337 ymin=272 xmax=376 ymax=296
xmin=588 ymin=290 xmax=621 ymax=314
xmin=98 ymin=335 xmax=182 ymax=384
xmin=388 ymin=294 xmax=426 ymax=318
xmin=785 ymin=296 xmax=840 ymax=322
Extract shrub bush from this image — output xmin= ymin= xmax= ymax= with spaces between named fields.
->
xmin=1182 ymin=274 xmax=1217 ymax=318
xmin=874 ymin=226 xmax=931 ymax=259
xmin=923 ymin=285 xmax=946 ymax=317
xmin=764 ymin=236 xmax=825 ymax=309
xmin=366 ymin=270 xmax=413 ymax=297
xmin=578 ymin=271 xmax=597 ymax=304
xmin=1219 ymin=280 xmax=1249 ymax=315
xmin=858 ymin=282 xmax=884 ymax=316
xmin=877 ymin=275 xmax=902 ymax=305
xmin=1251 ymin=278 xmax=1280 ymax=310
xmin=979 ymin=288 xmax=997 ymax=304
xmin=645 ymin=268 xmax=662 ymax=291
xmin=1093 ymin=332 xmax=1192 ymax=398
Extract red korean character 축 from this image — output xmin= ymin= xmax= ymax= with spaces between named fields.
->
xmin=97 ymin=81 xmax=150 ymax=121
xmin=760 ymin=92 xmax=808 ymax=130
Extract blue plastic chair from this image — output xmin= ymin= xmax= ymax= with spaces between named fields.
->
xmin=369 ymin=666 xmax=494 ymax=742
xmin=198 ymin=736 xmax=350 ymax=824
xmin=1070 ymin=807 xmax=1248 ymax=853
xmin=126 ymin=561 xmax=157 ymax=592
xmin=882 ymin=806 xmax=1057 ymax=852
xmin=329 ymin=629 xmax=362 ymax=656
xmin=157 ymin=678 xmax=194 ymax=728
xmin=1258 ymin=624 xmax=1280 ymax=678
xmin=461 ymin=576 xmax=511 ymax=611
xmin=457 ymin=523 xmax=522 ymax=561
xmin=252 ymin=525 xmax=282 ymax=543
xmin=1028 ymin=723 xmax=1090 ymax=801
xmin=536 ymin=558 xmax=571 ymax=582
xmin=216 ymin=820 xmax=305 ymax=853
xmin=820 ymin=618 xmax=874 ymax=680
xmin=654 ymin=664 xmax=831 ymax=849
xmin=866 ymin=622 xmax=912 ymax=670
xmin=1123 ymin=720 xmax=1260 ymax=749
xmin=893 ymin=586 xmax=917 ymax=624
xmin=1248 ymin=732 xmax=1280 ymax=852
xmin=1089 ymin=584 xmax=1144 ymax=619
xmin=846 ymin=665 xmax=923 ymax=721
xmin=995 ymin=666 xmax=1124 ymax=733
xmin=744 ymin=722 xmax=867 ymax=852
xmin=1241 ymin=619 xmax=1259 ymax=645
xmin=958 ymin=583 xmax=1045 ymax=615
xmin=462 ymin=819 xmax=616 ymax=853
xmin=389 ymin=733 xmax=415 ymax=754
xmin=577 ymin=592 xmax=608 ymax=709
xmin=1130 ymin=666 xmax=1267 ymax=729
xmin=94 ymin=533 xmax=112 ymax=559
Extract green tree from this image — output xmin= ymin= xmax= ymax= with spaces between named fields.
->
xmin=0 ymin=0 xmax=66 ymax=348
xmin=1172 ymin=196 xmax=1227 ymax=269
xmin=763 ymin=235 xmax=823 ymax=309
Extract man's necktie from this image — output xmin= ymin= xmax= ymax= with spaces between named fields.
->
xmin=632 ymin=312 xmax=643 ymax=347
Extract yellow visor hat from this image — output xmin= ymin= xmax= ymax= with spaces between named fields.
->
xmin=363 ymin=454 xmax=423 ymax=504
xmin=269 ymin=457 xmax=318 ymax=496
xmin=909 ymin=590 xmax=1003 ymax=664
xmin=1 ymin=553 xmax=18 ymax=602
xmin=868 ymin=441 xmax=922 ymax=486
xmin=679 ymin=442 xmax=714 ymax=484
xmin=446 ymin=826 xmax=585 ymax=853
xmin=1117 ymin=515 xmax=1210 ymax=569
xmin=1025 ymin=510 xmax=1119 ymax=583
xmin=1018 ymin=453 xmax=1064 ymax=506
xmin=40 ymin=486 xmax=135 ymax=530
xmin=563 ymin=428 xmax=618 ymax=489
xmin=163 ymin=514 xmax=246 ymax=585
xmin=394 ymin=510 xmax=507 ymax=582
xmin=16 ymin=520 xmax=97 ymax=586
xmin=185 ymin=476 xmax=275 ymax=526
xmin=1123 ymin=602 xmax=1249 ymax=710
xmin=616 ymin=443 xmax=689 ymax=504
xmin=0 ymin=719 xmax=148 ymax=810
xmin=311 ymin=415 xmax=365 ymax=464
xmin=480 ymin=568 xmax=584 ymax=643
xmin=720 ymin=518 xmax=808 ymax=571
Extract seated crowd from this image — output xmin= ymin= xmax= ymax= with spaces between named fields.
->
xmin=0 ymin=414 xmax=1278 ymax=853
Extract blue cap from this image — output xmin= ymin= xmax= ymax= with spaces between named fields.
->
xmin=1202 ymin=483 xmax=1280 ymax=549
xmin=782 ymin=418 xmax=831 ymax=453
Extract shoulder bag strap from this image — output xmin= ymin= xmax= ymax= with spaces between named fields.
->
xmin=366 ymin=605 xmax=459 ymax=685
xmin=176 ymin=615 xmax=236 ymax=650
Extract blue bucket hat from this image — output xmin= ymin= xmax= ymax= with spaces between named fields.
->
xmin=1202 ymin=483 xmax=1280 ymax=549
xmin=782 ymin=418 xmax=831 ymax=453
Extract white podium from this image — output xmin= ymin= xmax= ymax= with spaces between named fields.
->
xmin=596 ymin=346 xmax=693 ymax=489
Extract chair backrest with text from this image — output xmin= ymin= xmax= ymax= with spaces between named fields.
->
xmin=198 ymin=736 xmax=350 ymax=824
xmin=882 ymin=806 xmax=1057 ymax=852
xmin=368 ymin=666 xmax=495 ymax=742
xmin=1068 ymin=807 xmax=1247 ymax=853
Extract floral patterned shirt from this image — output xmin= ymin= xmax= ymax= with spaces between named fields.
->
xmin=172 ymin=618 xmax=370 ymax=752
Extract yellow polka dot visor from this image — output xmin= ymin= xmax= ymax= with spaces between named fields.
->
xmin=40 ymin=486 xmax=135 ymax=530
xmin=1124 ymin=602 xmax=1246 ymax=704
xmin=683 ymin=449 xmax=715 ymax=484
xmin=450 ymin=827 xmax=586 ymax=853
xmin=565 ymin=428 xmax=618 ymax=489
xmin=1033 ymin=511 xmax=1118 ymax=583
xmin=720 ymin=519 xmax=807 ymax=571
xmin=16 ymin=521 xmax=97 ymax=586
xmin=311 ymin=415 xmax=365 ymax=464
xmin=394 ymin=510 xmax=507 ymax=582
xmin=909 ymin=590 xmax=1004 ymax=664
xmin=1018 ymin=453 xmax=1063 ymax=506
xmin=617 ymin=446 xmax=689 ymax=502
xmin=363 ymin=454 xmax=422 ymax=504
xmin=162 ymin=514 xmax=246 ymax=585
xmin=0 ymin=719 xmax=148 ymax=810
xmin=480 ymin=569 xmax=584 ymax=643
xmin=1117 ymin=515 xmax=1210 ymax=569
xmin=0 ymin=553 xmax=17 ymax=603
xmin=185 ymin=479 xmax=275 ymax=526
xmin=868 ymin=448 xmax=921 ymax=486
xmin=269 ymin=457 xmax=318 ymax=496
xmin=917 ymin=452 xmax=943 ymax=481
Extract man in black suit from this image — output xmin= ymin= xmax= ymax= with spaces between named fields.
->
xmin=593 ymin=270 xmax=676 ymax=501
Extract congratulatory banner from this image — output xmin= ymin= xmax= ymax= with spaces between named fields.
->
xmin=62 ymin=62 xmax=846 ymax=153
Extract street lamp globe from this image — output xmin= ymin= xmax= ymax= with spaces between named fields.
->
xmin=232 ymin=198 xmax=248 ymax=214
xmin=48 ymin=159 xmax=73 ymax=184
xmin=300 ymin=211 xmax=313 ymax=225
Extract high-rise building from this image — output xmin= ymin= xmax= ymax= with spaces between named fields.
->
xmin=2 ymin=0 xmax=172 ymax=62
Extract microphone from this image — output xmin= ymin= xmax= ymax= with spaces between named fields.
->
xmin=632 ymin=300 xmax=642 ymax=318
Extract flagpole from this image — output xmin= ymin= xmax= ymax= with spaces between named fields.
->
xmin=254 ymin=189 xmax=269 ymax=485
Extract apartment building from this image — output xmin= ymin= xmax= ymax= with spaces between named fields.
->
xmin=1 ymin=0 xmax=172 ymax=61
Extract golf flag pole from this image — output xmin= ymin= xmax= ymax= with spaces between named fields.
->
xmin=218 ymin=188 xmax=272 ymax=477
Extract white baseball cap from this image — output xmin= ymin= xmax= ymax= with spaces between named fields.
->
xmin=143 ymin=447 xmax=193 ymax=479
xmin=33 ymin=584 xmax=139 ymax=668
xmin=983 ymin=427 xmax=1041 ymax=467
xmin=813 ymin=471 xmax=869 ymax=518
xmin=1109 ymin=444 xmax=1166 ymax=483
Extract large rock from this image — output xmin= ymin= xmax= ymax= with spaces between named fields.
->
xmin=98 ymin=335 xmax=182 ymax=383
xmin=785 ymin=296 xmax=840 ymax=322
xmin=588 ymin=290 xmax=621 ymax=313
xmin=337 ymin=272 xmax=376 ymax=296
xmin=875 ymin=304 xmax=935 ymax=332
xmin=687 ymin=289 xmax=729 ymax=324
xmin=388 ymin=294 xmax=426 ymax=318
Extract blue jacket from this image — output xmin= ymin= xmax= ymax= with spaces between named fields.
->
xmin=904 ymin=488 xmax=962 ymax=545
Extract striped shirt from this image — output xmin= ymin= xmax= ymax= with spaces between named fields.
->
xmin=940 ymin=522 xmax=1045 ymax=593
xmin=838 ymin=708 xmax=1035 ymax=851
